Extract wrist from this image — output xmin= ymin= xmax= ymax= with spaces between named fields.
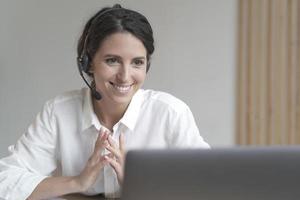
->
xmin=69 ymin=176 xmax=85 ymax=193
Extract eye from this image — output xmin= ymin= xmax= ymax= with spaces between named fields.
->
xmin=132 ymin=59 xmax=145 ymax=68
xmin=105 ymin=57 xmax=120 ymax=65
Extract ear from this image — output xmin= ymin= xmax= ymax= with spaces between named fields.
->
xmin=88 ymin=63 xmax=94 ymax=74
xmin=146 ymin=59 xmax=151 ymax=73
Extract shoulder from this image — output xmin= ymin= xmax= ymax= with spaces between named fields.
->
xmin=139 ymin=89 xmax=189 ymax=114
xmin=44 ymin=88 xmax=88 ymax=112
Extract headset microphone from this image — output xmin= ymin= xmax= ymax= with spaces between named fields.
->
xmin=92 ymin=88 xmax=102 ymax=100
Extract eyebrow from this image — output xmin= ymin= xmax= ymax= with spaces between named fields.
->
xmin=104 ymin=54 xmax=146 ymax=60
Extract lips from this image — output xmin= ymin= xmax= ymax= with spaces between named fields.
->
xmin=109 ymin=82 xmax=133 ymax=93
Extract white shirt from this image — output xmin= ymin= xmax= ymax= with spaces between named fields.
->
xmin=0 ymin=88 xmax=209 ymax=200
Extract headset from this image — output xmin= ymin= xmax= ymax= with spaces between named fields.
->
xmin=77 ymin=6 xmax=123 ymax=100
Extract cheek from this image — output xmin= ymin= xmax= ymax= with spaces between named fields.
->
xmin=94 ymin=67 xmax=114 ymax=80
xmin=135 ymin=71 xmax=147 ymax=83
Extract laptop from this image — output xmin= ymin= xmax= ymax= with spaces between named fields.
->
xmin=121 ymin=147 xmax=300 ymax=200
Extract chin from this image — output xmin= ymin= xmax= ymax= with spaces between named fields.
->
xmin=108 ymin=90 xmax=135 ymax=103
xmin=110 ymin=96 xmax=133 ymax=105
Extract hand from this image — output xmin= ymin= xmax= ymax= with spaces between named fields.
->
xmin=73 ymin=129 xmax=109 ymax=192
xmin=104 ymin=132 xmax=125 ymax=185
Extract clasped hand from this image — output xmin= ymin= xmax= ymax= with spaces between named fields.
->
xmin=74 ymin=128 xmax=125 ymax=192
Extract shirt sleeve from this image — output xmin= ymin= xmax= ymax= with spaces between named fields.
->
xmin=167 ymin=105 xmax=210 ymax=149
xmin=0 ymin=100 xmax=58 ymax=200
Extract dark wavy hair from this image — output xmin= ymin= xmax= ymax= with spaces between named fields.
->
xmin=77 ymin=4 xmax=155 ymax=74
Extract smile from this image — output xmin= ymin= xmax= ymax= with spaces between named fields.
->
xmin=110 ymin=82 xmax=133 ymax=93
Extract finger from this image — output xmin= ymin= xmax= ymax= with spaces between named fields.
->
xmin=104 ymin=155 xmax=122 ymax=175
xmin=96 ymin=129 xmax=109 ymax=146
xmin=104 ymin=155 xmax=124 ymax=184
xmin=95 ymin=129 xmax=105 ymax=147
xmin=99 ymin=155 xmax=109 ymax=165
xmin=88 ymin=151 xmax=103 ymax=166
xmin=91 ymin=130 xmax=109 ymax=161
xmin=105 ymin=143 xmax=122 ymax=161
xmin=95 ymin=130 xmax=109 ymax=151
xmin=87 ymin=156 xmax=108 ymax=176
xmin=107 ymin=135 xmax=118 ymax=149
xmin=106 ymin=152 xmax=115 ymax=160
xmin=106 ymin=135 xmax=122 ymax=158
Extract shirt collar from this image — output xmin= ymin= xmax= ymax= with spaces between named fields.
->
xmin=82 ymin=88 xmax=101 ymax=131
xmin=119 ymin=89 xmax=144 ymax=131
xmin=81 ymin=88 xmax=144 ymax=132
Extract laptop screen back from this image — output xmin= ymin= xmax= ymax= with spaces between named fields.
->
xmin=121 ymin=147 xmax=300 ymax=200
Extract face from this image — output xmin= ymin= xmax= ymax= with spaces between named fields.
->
xmin=90 ymin=32 xmax=147 ymax=106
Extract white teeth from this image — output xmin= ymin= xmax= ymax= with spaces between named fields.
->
xmin=113 ymin=84 xmax=131 ymax=93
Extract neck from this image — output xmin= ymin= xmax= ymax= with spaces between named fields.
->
xmin=93 ymin=98 xmax=129 ymax=131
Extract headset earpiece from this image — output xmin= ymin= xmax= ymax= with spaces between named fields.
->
xmin=81 ymin=54 xmax=89 ymax=73
xmin=77 ymin=50 xmax=90 ymax=76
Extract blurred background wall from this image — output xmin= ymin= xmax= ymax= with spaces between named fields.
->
xmin=0 ymin=0 xmax=237 ymax=157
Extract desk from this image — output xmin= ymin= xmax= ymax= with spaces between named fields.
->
xmin=61 ymin=194 xmax=117 ymax=200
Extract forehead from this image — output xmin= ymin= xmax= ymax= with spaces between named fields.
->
xmin=96 ymin=32 xmax=147 ymax=57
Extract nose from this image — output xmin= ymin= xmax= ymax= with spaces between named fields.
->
xmin=116 ymin=64 xmax=130 ymax=82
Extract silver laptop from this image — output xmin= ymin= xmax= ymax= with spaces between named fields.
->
xmin=121 ymin=147 xmax=300 ymax=200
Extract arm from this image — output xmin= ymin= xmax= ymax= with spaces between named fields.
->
xmin=168 ymin=105 xmax=210 ymax=148
xmin=0 ymin=97 xmax=108 ymax=200
xmin=27 ymin=176 xmax=80 ymax=200
xmin=27 ymin=130 xmax=110 ymax=200
xmin=0 ymin=100 xmax=58 ymax=200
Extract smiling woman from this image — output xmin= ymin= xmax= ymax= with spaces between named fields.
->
xmin=91 ymin=32 xmax=147 ymax=113
xmin=0 ymin=3 xmax=209 ymax=200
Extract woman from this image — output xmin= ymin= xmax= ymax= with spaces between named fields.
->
xmin=0 ymin=4 xmax=209 ymax=200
